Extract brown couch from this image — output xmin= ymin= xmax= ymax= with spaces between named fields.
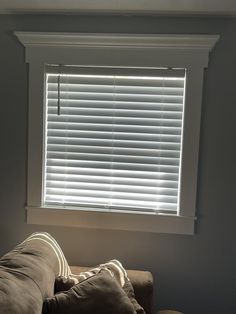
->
xmin=0 ymin=233 xmax=153 ymax=314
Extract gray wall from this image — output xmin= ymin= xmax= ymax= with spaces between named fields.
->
xmin=0 ymin=14 xmax=235 ymax=314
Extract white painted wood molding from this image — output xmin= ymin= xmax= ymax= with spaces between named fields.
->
xmin=15 ymin=32 xmax=219 ymax=51
xmin=16 ymin=31 xmax=219 ymax=234
xmin=2 ymin=0 xmax=236 ymax=15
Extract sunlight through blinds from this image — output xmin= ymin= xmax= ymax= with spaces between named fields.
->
xmin=44 ymin=66 xmax=186 ymax=214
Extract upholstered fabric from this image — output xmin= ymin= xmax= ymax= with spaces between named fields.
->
xmin=53 ymin=264 xmax=146 ymax=314
xmin=70 ymin=259 xmax=129 ymax=287
xmin=0 ymin=233 xmax=154 ymax=314
xmin=71 ymin=266 xmax=153 ymax=314
xmin=43 ymin=269 xmax=136 ymax=314
xmin=123 ymin=277 xmax=145 ymax=314
xmin=0 ymin=232 xmax=59 ymax=313
xmin=54 ymin=275 xmax=76 ymax=293
xmin=127 ymin=269 xmax=154 ymax=314
xmin=0 ymin=268 xmax=42 ymax=313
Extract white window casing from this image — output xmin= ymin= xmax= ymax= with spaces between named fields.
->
xmin=15 ymin=32 xmax=219 ymax=234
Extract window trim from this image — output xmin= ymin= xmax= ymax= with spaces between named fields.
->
xmin=16 ymin=32 xmax=219 ymax=234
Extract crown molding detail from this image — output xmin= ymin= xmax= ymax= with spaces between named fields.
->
xmin=15 ymin=32 xmax=220 ymax=51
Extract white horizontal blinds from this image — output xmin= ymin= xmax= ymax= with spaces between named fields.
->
xmin=44 ymin=66 xmax=185 ymax=214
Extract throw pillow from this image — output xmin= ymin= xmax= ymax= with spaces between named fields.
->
xmin=43 ymin=270 xmax=136 ymax=314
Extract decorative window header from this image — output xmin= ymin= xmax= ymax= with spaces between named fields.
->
xmin=15 ymin=32 xmax=219 ymax=50
xmin=16 ymin=32 xmax=219 ymax=234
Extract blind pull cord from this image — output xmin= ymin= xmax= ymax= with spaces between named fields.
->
xmin=57 ymin=65 xmax=62 ymax=116
xmin=107 ymin=74 xmax=116 ymax=209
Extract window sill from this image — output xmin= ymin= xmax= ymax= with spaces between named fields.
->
xmin=26 ymin=206 xmax=195 ymax=235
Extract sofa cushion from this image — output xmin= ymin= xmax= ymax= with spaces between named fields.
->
xmin=0 ymin=268 xmax=42 ymax=313
xmin=43 ymin=270 xmax=136 ymax=314
xmin=0 ymin=232 xmax=59 ymax=314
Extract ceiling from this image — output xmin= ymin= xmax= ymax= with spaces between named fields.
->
xmin=1 ymin=0 xmax=236 ymax=16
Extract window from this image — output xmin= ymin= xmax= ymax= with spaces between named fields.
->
xmin=16 ymin=32 xmax=219 ymax=234
xmin=45 ymin=66 xmax=185 ymax=214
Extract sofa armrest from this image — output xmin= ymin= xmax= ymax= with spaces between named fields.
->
xmin=127 ymin=269 xmax=153 ymax=314
xmin=70 ymin=266 xmax=153 ymax=314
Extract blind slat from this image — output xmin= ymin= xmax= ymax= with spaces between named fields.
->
xmin=47 ymin=145 xmax=181 ymax=158
xmin=47 ymin=122 xmax=182 ymax=135
xmin=48 ymin=130 xmax=182 ymax=143
xmin=47 ymin=107 xmax=183 ymax=119
xmin=45 ymin=195 xmax=178 ymax=211
xmin=48 ymin=116 xmax=183 ymax=127
xmin=46 ymin=181 xmax=178 ymax=196
xmin=47 ymin=152 xmax=180 ymax=165
xmin=48 ymin=83 xmax=184 ymax=96
xmin=48 ymin=101 xmax=184 ymax=112
xmin=46 ymin=166 xmax=180 ymax=180
xmin=46 ymin=173 xmax=179 ymax=188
